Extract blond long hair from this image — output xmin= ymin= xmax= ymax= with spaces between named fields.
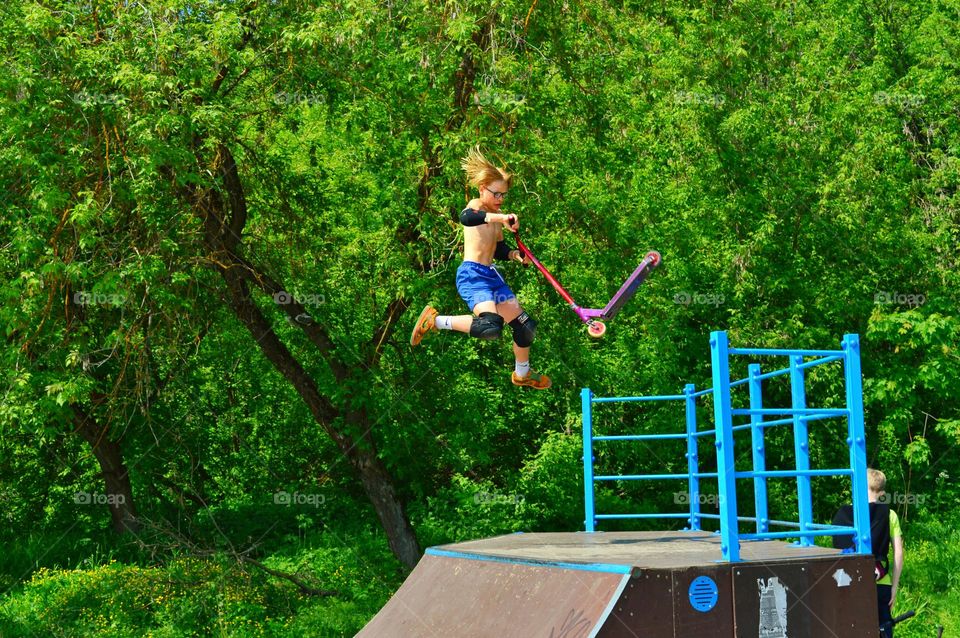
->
xmin=461 ymin=146 xmax=512 ymax=189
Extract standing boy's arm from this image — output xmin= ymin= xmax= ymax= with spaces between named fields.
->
xmin=890 ymin=535 xmax=904 ymax=607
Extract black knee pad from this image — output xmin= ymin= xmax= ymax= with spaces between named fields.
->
xmin=510 ymin=312 xmax=537 ymax=347
xmin=470 ymin=312 xmax=504 ymax=340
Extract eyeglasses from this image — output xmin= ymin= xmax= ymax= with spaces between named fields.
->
xmin=485 ymin=187 xmax=508 ymax=199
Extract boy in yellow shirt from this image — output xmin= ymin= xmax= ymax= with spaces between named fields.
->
xmin=870 ymin=469 xmax=905 ymax=636
xmin=832 ymin=468 xmax=905 ymax=636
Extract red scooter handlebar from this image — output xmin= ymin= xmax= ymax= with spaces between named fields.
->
xmin=512 ymin=226 xmax=578 ymax=308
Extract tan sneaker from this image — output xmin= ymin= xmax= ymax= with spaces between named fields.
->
xmin=410 ymin=305 xmax=438 ymax=346
xmin=511 ymin=370 xmax=552 ymax=390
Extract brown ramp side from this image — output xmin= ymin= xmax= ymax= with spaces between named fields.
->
xmin=356 ymin=550 xmax=631 ymax=638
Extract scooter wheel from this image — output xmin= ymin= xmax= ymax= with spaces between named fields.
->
xmin=587 ymin=321 xmax=607 ymax=339
xmin=646 ymin=251 xmax=662 ymax=267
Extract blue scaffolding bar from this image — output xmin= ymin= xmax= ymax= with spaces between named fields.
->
xmin=582 ymin=388 xmax=596 ymax=532
xmin=729 ymin=347 xmax=844 ymax=357
xmin=730 ymin=408 xmax=849 ymax=417
xmin=734 ymin=469 xmax=854 ymax=478
xmin=753 ymin=367 xmax=792 ymax=383
xmin=595 ymin=472 xmax=719 ymax=481
xmin=710 ymin=331 xmax=741 ymax=561
xmin=696 ymin=514 xmax=852 ymax=531
xmin=748 ymin=364 xmax=768 ymax=535
xmin=791 ymin=355 xmax=814 ymax=546
xmin=595 ymin=513 xmax=690 ymax=520
xmin=592 ymin=394 xmax=687 ymax=403
xmin=797 ymin=354 xmax=845 ymax=370
xmin=581 ymin=330 xmax=873 ymax=563
xmin=843 ymin=334 xmax=873 ymax=555
xmin=593 ymin=433 xmax=688 ymax=441
xmin=684 ymin=383 xmax=700 ymax=531
xmin=740 ymin=529 xmax=858 ymax=540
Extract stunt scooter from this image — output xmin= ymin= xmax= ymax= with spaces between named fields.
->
xmin=509 ymin=216 xmax=660 ymax=338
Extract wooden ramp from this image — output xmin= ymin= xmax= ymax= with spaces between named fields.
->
xmin=357 ymin=531 xmax=880 ymax=638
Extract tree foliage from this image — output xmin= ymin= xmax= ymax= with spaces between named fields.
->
xmin=0 ymin=0 xmax=957 ymax=634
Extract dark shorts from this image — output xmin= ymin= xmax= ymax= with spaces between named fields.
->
xmin=456 ymin=261 xmax=516 ymax=312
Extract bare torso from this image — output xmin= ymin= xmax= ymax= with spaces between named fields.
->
xmin=462 ymin=197 xmax=504 ymax=265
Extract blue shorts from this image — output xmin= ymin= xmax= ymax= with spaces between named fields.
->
xmin=456 ymin=261 xmax=516 ymax=311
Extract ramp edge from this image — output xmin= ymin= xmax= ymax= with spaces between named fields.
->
xmin=424 ymin=547 xmax=633 ymax=574
xmin=589 ymin=573 xmax=632 ymax=638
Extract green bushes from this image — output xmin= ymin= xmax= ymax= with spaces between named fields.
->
xmin=892 ymin=515 xmax=960 ymax=637
xmin=0 ymin=532 xmax=403 ymax=638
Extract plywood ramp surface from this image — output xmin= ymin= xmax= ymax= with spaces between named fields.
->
xmin=356 ymin=552 xmax=629 ymax=638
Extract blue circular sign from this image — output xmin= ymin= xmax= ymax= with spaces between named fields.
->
xmin=688 ymin=575 xmax=719 ymax=612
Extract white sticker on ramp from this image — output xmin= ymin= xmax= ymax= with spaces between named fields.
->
xmin=758 ymin=576 xmax=788 ymax=638
xmin=832 ymin=568 xmax=852 ymax=587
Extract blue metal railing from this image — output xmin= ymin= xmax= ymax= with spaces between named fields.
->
xmin=582 ymin=330 xmax=872 ymax=562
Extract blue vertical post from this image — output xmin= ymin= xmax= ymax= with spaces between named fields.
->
xmin=843 ymin=334 xmax=872 ymax=555
xmin=790 ymin=355 xmax=814 ymax=546
xmin=582 ymin=388 xmax=596 ymax=533
xmin=748 ymin=364 xmax=769 ymax=534
xmin=685 ymin=383 xmax=701 ymax=531
xmin=710 ymin=331 xmax=740 ymax=561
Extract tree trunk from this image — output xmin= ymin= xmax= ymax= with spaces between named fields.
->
xmin=72 ymin=406 xmax=140 ymax=534
xmin=215 ymin=250 xmax=421 ymax=568
xmin=352 ymin=446 xmax=422 ymax=568
xmin=190 ymin=141 xmax=422 ymax=568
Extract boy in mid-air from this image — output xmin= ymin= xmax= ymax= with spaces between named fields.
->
xmin=410 ymin=147 xmax=550 ymax=390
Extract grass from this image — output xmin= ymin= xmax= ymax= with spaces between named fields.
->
xmin=1 ymin=495 xmax=957 ymax=637
xmin=0 ymin=525 xmax=403 ymax=638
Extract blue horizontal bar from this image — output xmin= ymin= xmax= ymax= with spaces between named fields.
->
xmin=696 ymin=515 xmax=838 ymax=528
xmin=591 ymin=472 xmax=718 ymax=483
xmin=799 ymin=411 xmax=847 ymax=423
xmin=754 ymin=367 xmax=791 ymax=382
xmin=692 ymin=429 xmax=717 ymax=437
xmin=766 ymin=519 xmax=854 ymax=530
xmin=734 ymin=469 xmax=854 ymax=478
xmin=702 ymin=515 xmax=768 ymax=524
xmin=797 ymin=354 xmax=844 ymax=370
xmin=690 ymin=388 xmax=714 ymax=398
xmin=687 ymin=517 xmax=854 ymax=533
xmin=753 ymin=417 xmax=794 ymax=428
xmin=730 ymin=377 xmax=751 ymax=388
xmin=741 ymin=528 xmax=860 ymax=540
xmin=595 ymin=513 xmax=690 ymax=520
xmin=762 ymin=519 xmax=801 ymax=529
xmin=595 ymin=473 xmax=691 ymax=481
xmin=593 ymin=433 xmax=688 ymax=441
xmin=731 ymin=408 xmax=848 ymax=417
xmin=729 ymin=347 xmax=843 ymax=357
xmin=732 ymin=414 xmax=840 ymax=431
xmin=592 ymin=394 xmax=686 ymax=403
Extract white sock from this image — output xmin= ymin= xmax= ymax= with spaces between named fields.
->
xmin=435 ymin=315 xmax=454 ymax=330
xmin=515 ymin=360 xmax=530 ymax=378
